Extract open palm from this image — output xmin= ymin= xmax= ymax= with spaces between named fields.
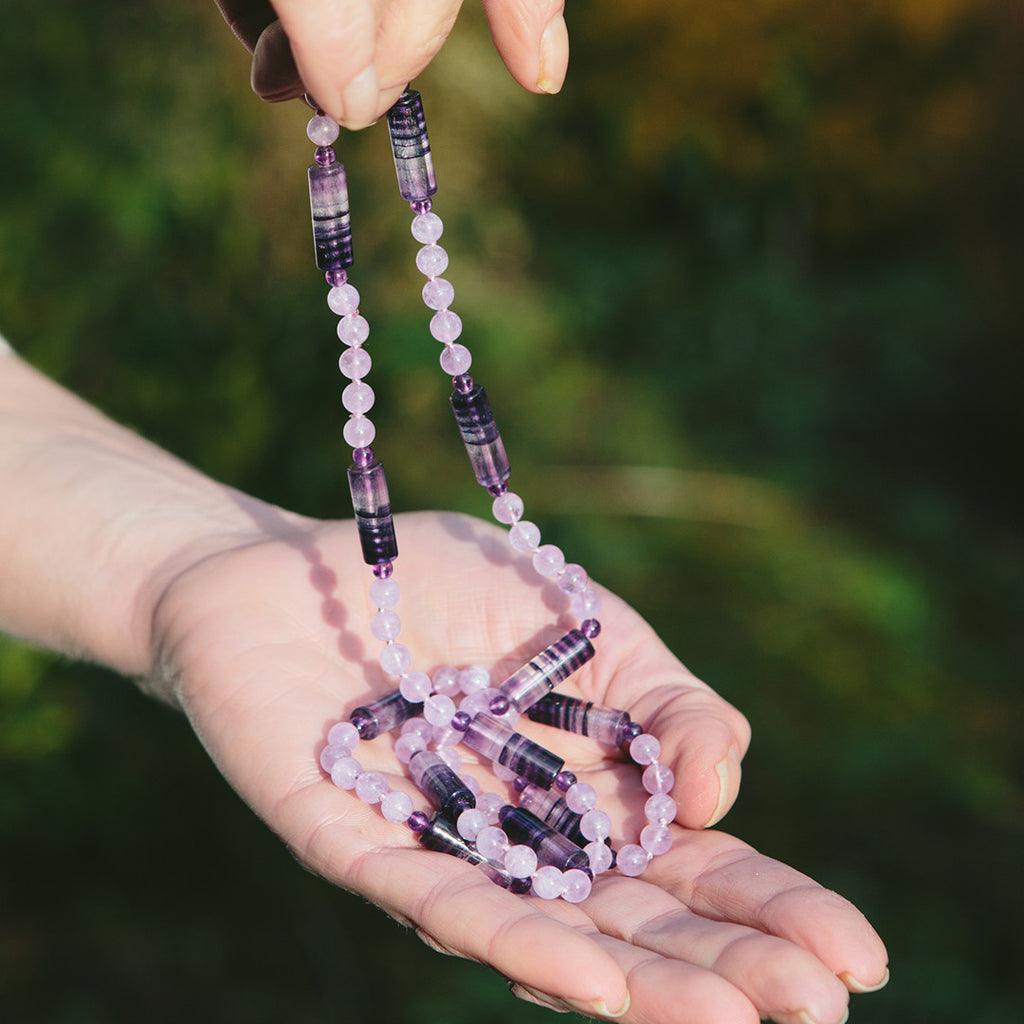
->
xmin=152 ymin=507 xmax=887 ymax=1023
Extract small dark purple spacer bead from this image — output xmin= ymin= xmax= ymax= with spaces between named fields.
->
xmin=498 ymin=804 xmax=516 ymax=824
xmin=489 ymin=693 xmax=511 ymax=716
xmin=487 ymin=482 xmax=509 ymax=497
xmin=325 ymin=268 xmax=348 ymax=287
xmin=314 ymin=145 xmax=337 ymax=167
xmin=620 ymin=720 xmax=643 ymax=747
xmin=373 ymin=561 xmax=394 ymax=579
xmin=410 ymin=199 xmax=432 ymax=214
xmin=451 ymin=710 xmax=472 ymax=732
xmin=581 ymin=618 xmax=602 ymax=639
xmin=452 ymin=373 xmax=475 ymax=395
xmin=512 ymin=776 xmax=530 ymax=794
xmin=353 ymin=446 xmax=375 ymax=468
xmin=406 ymin=810 xmax=431 ymax=833
xmin=510 ymin=876 xmax=532 ymax=895
xmin=554 ymin=771 xmax=577 ymax=793
xmin=350 ymin=707 xmax=376 ymax=739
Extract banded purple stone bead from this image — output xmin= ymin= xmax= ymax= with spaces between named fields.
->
xmin=498 ymin=805 xmax=590 ymax=873
xmin=349 ymin=689 xmax=421 ymax=740
xmin=461 ymin=713 xmax=565 ymax=790
xmin=308 ymin=162 xmax=354 ymax=271
xmin=498 ymin=629 xmax=595 ymax=713
xmin=449 ymin=382 xmax=511 ymax=491
xmin=527 ymin=693 xmax=635 ymax=747
xmin=386 ymin=88 xmax=437 ymax=203
xmin=348 ymin=458 xmax=399 ymax=566
xmin=417 ymin=814 xmax=527 ymax=892
xmin=518 ymin=782 xmax=608 ymax=851
xmin=409 ymin=750 xmax=476 ymax=821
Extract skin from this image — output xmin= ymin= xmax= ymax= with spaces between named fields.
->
xmin=0 ymin=353 xmax=888 ymax=1020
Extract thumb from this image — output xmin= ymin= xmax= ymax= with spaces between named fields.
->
xmin=483 ymin=0 xmax=569 ymax=95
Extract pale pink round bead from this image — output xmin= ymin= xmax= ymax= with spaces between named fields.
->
xmin=368 ymin=576 xmax=399 ymax=608
xmin=643 ymin=762 xmax=675 ymax=795
xmin=561 ymin=868 xmax=593 ymax=904
xmin=458 ymin=665 xmax=490 ymax=694
xmin=460 ymin=773 xmax=482 ymax=796
xmin=370 ymin=609 xmax=401 ymax=641
xmin=436 ymin=746 xmax=461 ymax=771
xmin=617 ymin=843 xmax=651 ymax=877
xmin=306 ymin=114 xmax=339 ymax=146
xmin=491 ymin=760 xmax=517 ymax=783
xmin=629 ymin=733 xmax=661 ymax=765
xmin=580 ymin=809 xmax=612 ymax=842
xmin=415 ymin=243 xmax=449 ymax=277
xmin=423 ymin=693 xmax=457 ymax=727
xmin=508 ymin=521 xmax=541 ymax=552
xmin=584 ymin=841 xmax=614 ymax=875
xmin=422 ymin=277 xmax=454 ymax=310
xmin=342 ymin=381 xmax=374 ymax=414
xmin=640 ymin=823 xmax=673 ymax=856
xmin=457 ymin=807 xmax=489 ymax=840
xmin=327 ymin=282 xmax=360 ymax=315
xmin=491 ymin=492 xmax=524 ymax=525
xmin=319 ymin=744 xmax=346 ymax=774
xmin=565 ymin=782 xmax=598 ymax=814
xmin=343 ymin=416 xmax=375 ymax=448
xmin=430 ymin=310 xmax=463 ymax=343
xmin=458 ymin=692 xmax=490 ymax=717
xmin=504 ymin=844 xmax=538 ymax=878
xmin=337 ymin=314 xmax=370 ymax=346
xmin=431 ymin=666 xmax=460 ymax=697
xmin=394 ymin=732 xmax=427 ymax=765
xmin=380 ymin=790 xmax=414 ymax=823
xmin=532 ymin=865 xmax=565 ymax=900
xmin=411 ymin=211 xmax=443 ymax=244
xmin=355 ymin=770 xmax=389 ymax=804
xmin=645 ymin=793 xmax=678 ymax=824
xmin=399 ymin=671 xmax=432 ymax=702
xmin=532 ymin=544 xmax=565 ymax=578
xmin=571 ymin=589 xmax=602 ymax=619
xmin=379 ymin=642 xmax=411 ymax=676
xmin=558 ymin=564 xmax=589 ymax=595
xmin=476 ymin=791 xmax=504 ymax=825
xmin=339 ymin=347 xmax=371 ymax=380
xmin=439 ymin=343 xmax=472 ymax=375
xmin=327 ymin=721 xmax=360 ymax=752
xmin=475 ymin=825 xmax=509 ymax=861
xmin=432 ymin=724 xmax=461 ymax=748
xmin=330 ymin=755 xmax=362 ymax=789
xmin=401 ymin=717 xmax=433 ymax=739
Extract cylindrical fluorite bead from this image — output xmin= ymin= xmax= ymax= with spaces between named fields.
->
xmin=462 ymin=713 xmax=564 ymax=790
xmin=527 ymin=693 xmax=633 ymax=747
xmin=449 ymin=383 xmax=510 ymax=490
xmin=386 ymin=88 xmax=436 ymax=203
xmin=498 ymin=629 xmax=595 ymax=713
xmin=308 ymin=163 xmax=354 ymax=271
xmin=518 ymin=782 xmax=593 ymax=849
xmin=417 ymin=814 xmax=528 ymax=892
xmin=498 ymin=805 xmax=590 ymax=873
xmin=408 ymin=750 xmax=476 ymax=820
xmin=349 ymin=689 xmax=421 ymax=740
xmin=348 ymin=459 xmax=398 ymax=566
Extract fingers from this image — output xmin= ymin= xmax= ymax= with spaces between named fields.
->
xmin=483 ymin=0 xmax=570 ymax=94
xmin=349 ymin=847 xmax=631 ymax=1016
xmin=374 ymin=0 xmax=464 ymax=91
xmin=583 ymin=875 xmax=851 ymax=1024
xmin=644 ymin=829 xmax=890 ymax=995
xmin=271 ymin=0 xmax=379 ymax=125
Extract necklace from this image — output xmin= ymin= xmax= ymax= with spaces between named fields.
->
xmin=309 ymin=89 xmax=674 ymax=901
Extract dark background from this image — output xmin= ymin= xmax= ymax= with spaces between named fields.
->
xmin=1 ymin=2 xmax=1021 ymax=1021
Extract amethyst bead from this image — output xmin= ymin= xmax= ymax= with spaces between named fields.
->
xmin=325 ymin=268 xmax=348 ymax=287
xmin=349 ymin=689 xmax=421 ymax=740
xmin=348 ymin=458 xmax=399 ymax=566
xmin=417 ymin=814 xmax=524 ymax=892
xmin=387 ymin=88 xmax=437 ymax=202
xmin=518 ymin=781 xmax=611 ymax=853
xmin=449 ymin=382 xmax=511 ymax=491
xmin=554 ymin=771 xmax=577 ymax=793
xmin=406 ymin=810 xmax=431 ymax=833
xmin=488 ymin=694 xmax=511 ymax=716
xmin=461 ymin=713 xmax=565 ymax=790
xmin=308 ymin=162 xmax=354 ymax=271
xmin=621 ymin=721 xmax=644 ymax=746
xmin=452 ymin=373 xmax=474 ymax=395
xmin=497 ymin=629 xmax=595 ymax=713
xmin=498 ymin=805 xmax=590 ymax=873
xmin=527 ymin=693 xmax=633 ymax=748
xmin=409 ymin=750 xmax=476 ymax=820
xmin=451 ymin=710 xmax=471 ymax=732
xmin=314 ymin=145 xmax=336 ymax=167
xmin=581 ymin=618 xmax=602 ymax=639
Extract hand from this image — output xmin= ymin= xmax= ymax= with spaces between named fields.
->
xmin=214 ymin=0 xmax=570 ymax=127
xmin=153 ymin=506 xmax=888 ymax=1023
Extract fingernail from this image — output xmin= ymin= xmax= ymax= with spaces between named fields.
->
xmin=581 ymin=994 xmax=631 ymax=1018
xmin=796 ymin=1010 xmax=849 ymax=1024
xmin=704 ymin=747 xmax=741 ymax=828
xmin=537 ymin=15 xmax=568 ymax=94
xmin=842 ymin=967 xmax=890 ymax=993
xmin=339 ymin=64 xmax=380 ymax=128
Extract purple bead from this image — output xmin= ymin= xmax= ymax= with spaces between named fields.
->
xmin=461 ymin=713 xmax=565 ymax=790
xmin=449 ymin=382 xmax=510 ymax=490
xmin=489 ymin=693 xmax=511 ymax=716
xmin=308 ymin=162 xmax=353 ymax=271
xmin=387 ymin=88 xmax=437 ymax=202
xmin=554 ymin=771 xmax=577 ymax=793
xmin=349 ymin=707 xmax=376 ymax=739
xmin=353 ymin=446 xmax=375 ymax=468
xmin=410 ymin=199 xmax=432 ymax=215
xmin=519 ymin=782 xmax=606 ymax=852
xmin=629 ymin=734 xmax=661 ymax=766
xmin=640 ymin=823 xmax=673 ymax=856
xmin=509 ymin=876 xmax=532 ymax=895
xmin=451 ymin=710 xmax=472 ymax=732
xmin=407 ymin=810 xmax=431 ymax=833
xmin=617 ymin=843 xmax=651 ymax=877
xmin=487 ymin=482 xmax=508 ymax=496
xmin=349 ymin=689 xmax=421 ymax=740
xmin=499 ymin=805 xmax=590 ymax=873
xmin=642 ymin=762 xmax=675 ymax=795
xmin=373 ymin=560 xmax=394 ymax=579
xmin=325 ymin=268 xmax=348 ymax=287
xmin=581 ymin=618 xmax=602 ymax=639
xmin=409 ymin=750 xmax=476 ymax=820
xmin=497 ymin=629 xmax=595 ymax=713
xmin=513 ymin=775 xmax=530 ymax=794
xmin=620 ymin=721 xmax=643 ymax=746
xmin=314 ymin=145 xmax=336 ymax=167
xmin=527 ymin=694 xmax=631 ymax=747
xmin=307 ymin=114 xmax=340 ymax=146
xmin=348 ymin=459 xmax=398 ymax=566
xmin=439 ymin=343 xmax=471 ymax=376
xmin=452 ymin=373 xmax=475 ymax=395
xmin=562 ymin=868 xmax=593 ymax=904
xmin=342 ymin=382 xmax=375 ymax=418
xmin=564 ymin=783 xmax=598 ymax=814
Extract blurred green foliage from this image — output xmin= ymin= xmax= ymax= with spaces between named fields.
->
xmin=0 ymin=1 xmax=1021 ymax=1021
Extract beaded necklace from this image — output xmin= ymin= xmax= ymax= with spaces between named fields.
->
xmin=310 ymin=89 xmax=674 ymax=902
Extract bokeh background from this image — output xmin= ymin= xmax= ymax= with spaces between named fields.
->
xmin=1 ymin=1 xmax=1021 ymax=1021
